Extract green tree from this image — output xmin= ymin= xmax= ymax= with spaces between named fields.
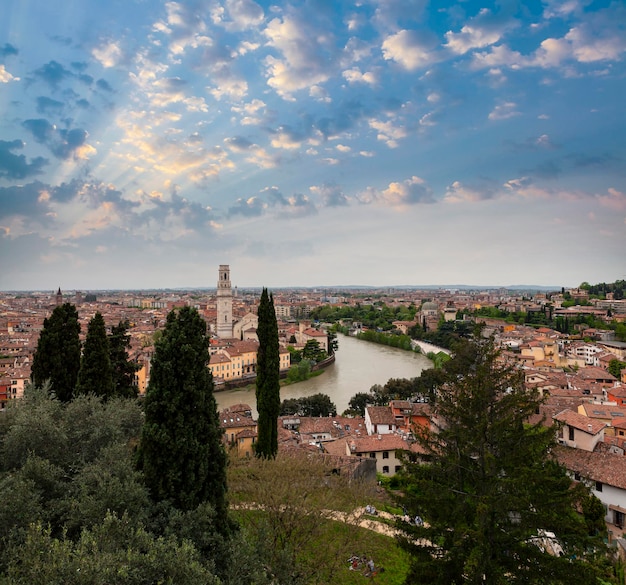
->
xmin=397 ymin=337 xmax=607 ymax=584
xmin=280 ymin=394 xmax=337 ymax=417
xmin=343 ymin=392 xmax=372 ymax=417
xmin=285 ymin=359 xmax=312 ymax=383
xmin=109 ymin=320 xmax=140 ymax=398
xmin=3 ymin=515 xmax=220 ymax=585
xmin=76 ymin=312 xmax=114 ymax=399
xmin=302 ymin=339 xmax=327 ymax=362
xmin=255 ymin=288 xmax=280 ymax=459
xmin=608 ymin=359 xmax=626 ymax=379
xmin=31 ymin=303 xmax=81 ymax=402
xmin=137 ymin=307 xmax=228 ymax=529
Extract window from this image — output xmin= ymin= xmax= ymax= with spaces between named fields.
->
xmin=395 ymin=466 xmax=401 ymax=473
xmin=596 ymin=481 xmax=603 ymax=492
xmin=574 ymin=472 xmax=581 ymax=481
xmin=382 ymin=451 xmax=389 ymax=459
xmin=382 ymin=466 xmax=389 ymax=474
xmin=370 ymin=452 xmax=376 ymax=458
xmin=568 ymin=426 xmax=575 ymax=441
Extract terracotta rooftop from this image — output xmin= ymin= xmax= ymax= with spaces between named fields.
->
xmin=554 ymin=445 xmax=626 ymax=490
xmin=366 ymin=406 xmax=397 ymax=426
xmin=553 ymin=409 xmax=606 ymax=435
xmin=350 ymin=433 xmax=408 ymax=453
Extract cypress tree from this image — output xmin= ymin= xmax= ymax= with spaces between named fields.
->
xmin=109 ymin=320 xmax=139 ymax=398
xmin=255 ymin=288 xmax=280 ymax=459
xmin=137 ymin=307 xmax=228 ymax=528
xmin=76 ymin=312 xmax=114 ymax=399
xmin=31 ymin=303 xmax=81 ymax=402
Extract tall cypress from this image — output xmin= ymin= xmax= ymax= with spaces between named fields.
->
xmin=76 ymin=312 xmax=114 ymax=399
xmin=137 ymin=307 xmax=228 ymax=528
xmin=31 ymin=302 xmax=81 ymax=402
xmin=109 ymin=320 xmax=139 ymax=398
xmin=255 ymin=288 xmax=280 ymax=459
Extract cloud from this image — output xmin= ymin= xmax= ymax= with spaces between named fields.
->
xmin=22 ymin=119 xmax=94 ymax=160
xmin=444 ymin=7 xmax=516 ymax=55
xmin=263 ymin=11 xmax=338 ymax=98
xmin=261 ymin=186 xmax=317 ymax=217
xmin=224 ymin=136 xmax=278 ymax=168
xmin=36 ymin=96 xmax=64 ymax=114
xmin=0 ymin=43 xmax=18 ymax=58
xmin=92 ymin=40 xmax=124 ymax=67
xmin=309 ymin=183 xmax=349 ymax=207
xmin=220 ymin=0 xmax=265 ymax=31
xmin=381 ymin=29 xmax=439 ymax=71
xmin=130 ymin=189 xmax=219 ymax=242
xmin=231 ymin=98 xmax=267 ymax=126
xmin=342 ymin=67 xmax=378 ymax=85
xmin=472 ymin=4 xmax=626 ymax=70
xmin=488 ymin=101 xmax=520 ymax=120
xmin=0 ymin=64 xmax=19 ymax=83
xmin=444 ymin=180 xmax=498 ymax=203
xmin=380 ymin=176 xmax=435 ymax=206
xmin=32 ymin=60 xmax=72 ymax=88
xmin=96 ymin=78 xmax=114 ymax=92
xmin=228 ymin=196 xmax=266 ymax=217
xmin=596 ymin=187 xmax=626 ymax=211
xmin=0 ymin=140 xmax=48 ymax=179
xmin=0 ymin=182 xmax=55 ymax=235
xmin=368 ymin=117 xmax=408 ymax=148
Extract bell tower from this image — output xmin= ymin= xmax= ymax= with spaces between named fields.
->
xmin=216 ymin=265 xmax=233 ymax=338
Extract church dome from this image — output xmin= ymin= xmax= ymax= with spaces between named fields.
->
xmin=421 ymin=301 xmax=439 ymax=311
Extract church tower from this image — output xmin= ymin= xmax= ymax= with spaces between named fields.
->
xmin=216 ymin=265 xmax=233 ymax=338
xmin=55 ymin=287 xmax=63 ymax=307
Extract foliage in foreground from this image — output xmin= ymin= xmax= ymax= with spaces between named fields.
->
xmin=228 ymin=453 xmax=408 ymax=584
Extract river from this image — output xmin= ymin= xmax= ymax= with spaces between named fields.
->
xmin=215 ymin=334 xmax=432 ymax=417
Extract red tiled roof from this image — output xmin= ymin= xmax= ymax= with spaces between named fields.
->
xmin=554 ymin=445 xmax=626 ymax=490
xmin=350 ymin=433 xmax=408 ymax=454
xmin=366 ymin=406 xmax=396 ymax=426
xmin=553 ymin=409 xmax=606 ymax=435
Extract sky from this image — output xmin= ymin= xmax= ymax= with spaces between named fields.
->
xmin=1 ymin=0 xmax=625 ymax=291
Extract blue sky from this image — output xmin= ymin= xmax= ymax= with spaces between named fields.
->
xmin=1 ymin=0 xmax=624 ymax=291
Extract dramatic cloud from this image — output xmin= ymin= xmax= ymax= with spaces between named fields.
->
xmin=1 ymin=0 xmax=623 ymax=289
xmin=22 ymin=119 xmax=94 ymax=160
xmin=0 ymin=140 xmax=48 ymax=179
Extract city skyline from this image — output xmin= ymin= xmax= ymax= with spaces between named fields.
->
xmin=1 ymin=0 xmax=625 ymax=291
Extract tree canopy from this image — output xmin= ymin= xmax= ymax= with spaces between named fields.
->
xmin=137 ymin=306 xmax=228 ymax=528
xmin=280 ymin=393 xmax=337 ymax=417
xmin=31 ymin=303 xmax=81 ymax=402
xmin=396 ymin=337 xmax=609 ymax=584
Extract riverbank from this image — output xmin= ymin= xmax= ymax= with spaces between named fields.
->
xmin=215 ymin=334 xmax=432 ymax=417
xmin=215 ymin=353 xmax=336 ymax=392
